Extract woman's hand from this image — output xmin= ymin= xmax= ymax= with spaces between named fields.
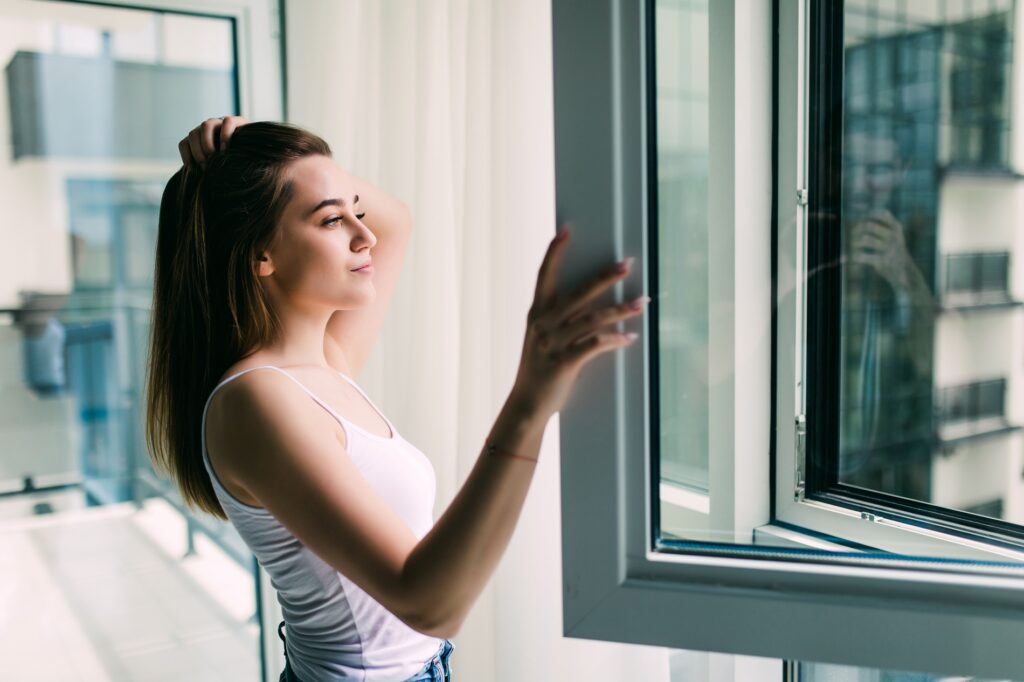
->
xmin=178 ymin=115 xmax=249 ymax=168
xmin=510 ymin=223 xmax=649 ymax=420
xmin=847 ymin=209 xmax=914 ymax=288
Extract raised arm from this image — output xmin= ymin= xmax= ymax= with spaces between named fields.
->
xmin=324 ymin=173 xmax=413 ymax=380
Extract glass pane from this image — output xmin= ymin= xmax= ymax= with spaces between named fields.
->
xmin=945 ymin=254 xmax=975 ymax=294
xmin=979 ymin=253 xmax=1009 ymax=293
xmin=0 ymin=2 xmax=260 ymax=679
xmin=839 ymin=0 xmax=1021 ymax=521
xmin=651 ymin=0 xmax=1024 ymax=583
xmin=654 ymin=0 xmax=710 ymax=502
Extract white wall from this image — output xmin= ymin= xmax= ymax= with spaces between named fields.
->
xmin=933 ymin=432 xmax=1022 ymax=513
xmin=933 ymin=177 xmax=1024 ymax=522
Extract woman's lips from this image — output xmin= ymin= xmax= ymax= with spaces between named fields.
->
xmin=352 ymin=264 xmax=374 ymax=273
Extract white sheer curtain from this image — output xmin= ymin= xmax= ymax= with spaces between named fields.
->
xmin=284 ymin=1 xmax=672 ymax=678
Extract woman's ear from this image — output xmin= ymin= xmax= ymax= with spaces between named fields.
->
xmin=257 ymin=253 xmax=274 ymax=277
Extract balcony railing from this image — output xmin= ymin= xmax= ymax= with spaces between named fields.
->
xmin=937 ymin=377 xmax=1021 ymax=446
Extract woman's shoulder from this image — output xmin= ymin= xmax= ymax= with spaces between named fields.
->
xmin=208 ymin=355 xmax=344 ymax=432
xmin=204 ymin=360 xmax=295 ymax=508
xmin=215 ymin=347 xmax=352 ymax=387
xmin=204 ymin=357 xmax=347 ymax=496
xmin=215 ymin=353 xmax=280 ymax=386
xmin=206 ymin=358 xmax=298 ymax=431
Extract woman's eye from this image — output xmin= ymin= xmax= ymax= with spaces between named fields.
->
xmin=324 ymin=212 xmax=366 ymax=226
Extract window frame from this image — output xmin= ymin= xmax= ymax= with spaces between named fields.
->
xmin=68 ymin=0 xmax=284 ymax=122
xmin=554 ymin=0 xmax=1024 ymax=677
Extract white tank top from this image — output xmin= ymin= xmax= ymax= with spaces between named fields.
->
xmin=199 ymin=365 xmax=445 ymax=681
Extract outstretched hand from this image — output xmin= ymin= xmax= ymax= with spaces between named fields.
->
xmin=510 ymin=223 xmax=648 ymax=420
xmin=178 ymin=115 xmax=249 ymax=168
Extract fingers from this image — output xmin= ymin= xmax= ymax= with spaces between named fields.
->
xmin=533 ymin=223 xmax=572 ymax=308
xmin=187 ymin=132 xmax=205 ymax=168
xmin=200 ymin=118 xmax=219 ymax=158
xmin=565 ymin=330 xmax=638 ymax=365
xmin=219 ymin=115 xmax=248 ymax=150
xmin=850 ymin=232 xmax=889 ymax=253
xmin=855 ymin=222 xmax=892 ymax=241
xmin=558 ymin=257 xmax=633 ymax=323
xmin=178 ymin=137 xmax=192 ymax=166
xmin=849 ymin=218 xmax=904 ymax=253
xmin=178 ymin=116 xmax=249 ymax=168
xmin=848 ymin=250 xmax=886 ymax=270
xmin=188 ymin=118 xmax=221 ymax=167
xmin=859 ymin=210 xmax=904 ymax=239
xmin=528 ymin=219 xmax=645 ymax=360
xmin=869 ymin=208 xmax=899 ymax=227
xmin=559 ymin=296 xmax=648 ymax=346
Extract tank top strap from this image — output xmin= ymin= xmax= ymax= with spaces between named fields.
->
xmin=203 ymin=367 xmax=297 ymax=429
xmin=336 ymin=372 xmax=398 ymax=436
xmin=205 ymin=365 xmax=298 ymax=407
xmin=204 ymin=365 xmax=396 ymax=441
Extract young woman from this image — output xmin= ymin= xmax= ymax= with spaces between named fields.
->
xmin=145 ymin=116 xmax=648 ymax=681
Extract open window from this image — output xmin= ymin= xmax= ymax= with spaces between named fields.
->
xmin=552 ymin=0 xmax=1024 ymax=677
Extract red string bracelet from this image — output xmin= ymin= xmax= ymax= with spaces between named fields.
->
xmin=484 ymin=441 xmax=538 ymax=464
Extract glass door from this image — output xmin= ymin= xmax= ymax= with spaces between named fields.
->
xmin=0 ymin=1 xmax=282 ymax=679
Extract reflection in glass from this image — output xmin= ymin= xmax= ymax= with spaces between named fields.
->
xmin=839 ymin=0 xmax=1022 ymax=520
xmin=653 ymin=0 xmax=1024 ymax=567
xmin=0 ymin=2 xmax=259 ymax=678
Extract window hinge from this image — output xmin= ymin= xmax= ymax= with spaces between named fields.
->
xmin=797 ymin=188 xmax=808 ymax=206
xmin=795 ymin=414 xmax=806 ymax=501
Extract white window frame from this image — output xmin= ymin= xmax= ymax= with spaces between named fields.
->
xmin=48 ymin=1 xmax=284 ymax=680
xmin=553 ymin=0 xmax=1024 ymax=677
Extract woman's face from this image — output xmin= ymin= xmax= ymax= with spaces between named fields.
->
xmin=259 ymin=154 xmax=377 ymax=312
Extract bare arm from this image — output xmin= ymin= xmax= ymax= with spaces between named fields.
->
xmin=214 ymin=369 xmax=548 ymax=639
xmin=402 ymin=389 xmax=548 ymax=635
xmin=217 ymin=226 xmax=646 ymax=639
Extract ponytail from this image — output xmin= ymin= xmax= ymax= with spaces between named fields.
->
xmin=144 ymin=121 xmax=332 ymax=519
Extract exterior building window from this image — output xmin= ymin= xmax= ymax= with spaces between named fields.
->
xmin=944 ymin=252 xmax=1012 ymax=305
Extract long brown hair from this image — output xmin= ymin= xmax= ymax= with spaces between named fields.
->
xmin=145 ymin=121 xmax=332 ymax=519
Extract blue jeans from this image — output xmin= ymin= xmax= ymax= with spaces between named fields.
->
xmin=278 ymin=620 xmax=455 ymax=681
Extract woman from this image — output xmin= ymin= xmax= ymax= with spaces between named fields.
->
xmin=145 ymin=116 xmax=648 ymax=681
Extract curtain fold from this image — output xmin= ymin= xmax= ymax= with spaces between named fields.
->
xmin=285 ymin=1 xmax=672 ymax=679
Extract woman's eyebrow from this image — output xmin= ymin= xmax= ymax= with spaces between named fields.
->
xmin=306 ymin=194 xmax=360 ymax=217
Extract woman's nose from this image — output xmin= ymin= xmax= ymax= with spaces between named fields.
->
xmin=356 ymin=219 xmax=377 ymax=247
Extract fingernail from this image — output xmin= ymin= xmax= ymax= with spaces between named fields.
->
xmin=629 ymin=295 xmax=651 ymax=310
xmin=616 ymin=256 xmax=635 ymax=273
xmin=624 ymin=332 xmax=639 ymax=341
xmin=556 ymin=227 xmax=570 ymax=242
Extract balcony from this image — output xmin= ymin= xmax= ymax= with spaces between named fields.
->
xmin=941 ymin=251 xmax=1023 ymax=311
xmin=936 ymin=377 xmax=1021 ymax=446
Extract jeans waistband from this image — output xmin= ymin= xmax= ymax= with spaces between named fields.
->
xmin=278 ymin=621 xmax=454 ymax=681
